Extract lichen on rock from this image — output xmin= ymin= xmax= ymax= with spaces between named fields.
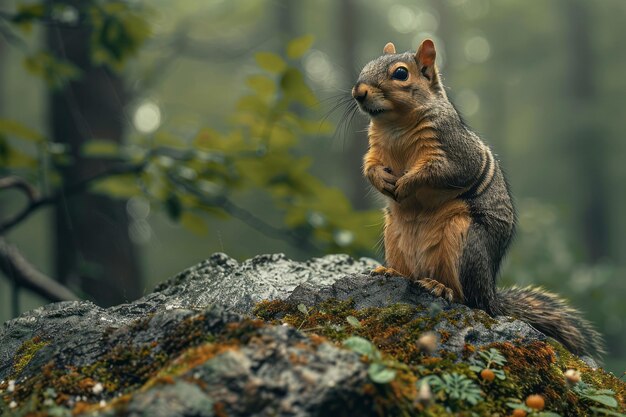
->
xmin=0 ymin=253 xmax=623 ymax=416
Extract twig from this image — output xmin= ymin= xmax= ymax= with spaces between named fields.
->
xmin=0 ymin=237 xmax=79 ymax=302
xmin=167 ymin=173 xmax=321 ymax=253
xmin=0 ymin=162 xmax=146 ymax=234
xmin=0 ymin=146 xmax=207 ymax=234
xmin=0 ymin=176 xmax=39 ymax=201
xmin=0 ymin=18 xmax=28 ymax=50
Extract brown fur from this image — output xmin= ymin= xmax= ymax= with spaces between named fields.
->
xmin=361 ymin=68 xmax=474 ymax=301
xmin=354 ymin=39 xmax=605 ymax=358
xmin=383 ymin=199 xmax=470 ymax=301
xmin=360 ymin=49 xmax=473 ymax=302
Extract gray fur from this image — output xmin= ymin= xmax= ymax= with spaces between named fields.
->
xmin=355 ymin=49 xmax=605 ymax=358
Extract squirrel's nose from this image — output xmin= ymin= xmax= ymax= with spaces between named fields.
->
xmin=352 ymin=83 xmax=368 ymax=102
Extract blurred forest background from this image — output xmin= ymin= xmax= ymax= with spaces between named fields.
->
xmin=0 ymin=0 xmax=624 ymax=373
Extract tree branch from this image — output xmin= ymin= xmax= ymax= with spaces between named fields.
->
xmin=0 ymin=147 xmax=208 ymax=234
xmin=0 ymin=162 xmax=146 ymax=234
xmin=0 ymin=176 xmax=39 ymax=201
xmin=167 ymin=173 xmax=321 ymax=253
xmin=0 ymin=237 xmax=79 ymax=302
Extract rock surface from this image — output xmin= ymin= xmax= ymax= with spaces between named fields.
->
xmin=0 ymin=253 xmax=624 ymax=416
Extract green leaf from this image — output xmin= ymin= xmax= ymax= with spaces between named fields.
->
xmin=343 ymin=336 xmax=376 ymax=358
xmin=346 ymin=315 xmax=362 ymax=328
xmin=255 ymin=52 xmax=287 ymax=73
xmin=479 ymin=348 xmax=506 ymax=366
xmin=23 ymin=52 xmax=81 ymax=90
xmin=82 ymin=140 xmax=120 ymax=157
xmin=154 ymin=132 xmax=187 ymax=149
xmin=0 ymin=135 xmax=37 ymax=169
xmin=589 ymin=407 xmax=626 ymax=417
xmin=574 ymin=382 xmax=619 ymax=408
xmin=280 ymin=68 xmax=317 ymax=107
xmin=91 ymin=175 xmax=141 ymax=199
xmin=584 ymin=395 xmax=618 ymax=408
xmin=536 ymin=413 xmax=563 ymax=417
xmin=286 ymin=35 xmax=314 ymax=59
xmin=0 ymin=119 xmax=45 ymax=143
xmin=89 ymin=3 xmax=151 ymax=70
xmin=493 ymin=369 xmax=506 ymax=380
xmin=11 ymin=4 xmax=45 ymax=23
xmin=368 ymin=363 xmax=396 ymax=384
xmin=506 ymin=402 xmax=532 ymax=412
xmin=237 ymin=95 xmax=270 ymax=116
xmin=246 ymin=75 xmax=276 ymax=97
xmin=297 ymin=304 xmax=309 ymax=315
xmin=180 ymin=212 xmax=208 ymax=235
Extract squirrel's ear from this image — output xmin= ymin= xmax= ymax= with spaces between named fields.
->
xmin=383 ymin=42 xmax=396 ymax=54
xmin=415 ymin=39 xmax=436 ymax=80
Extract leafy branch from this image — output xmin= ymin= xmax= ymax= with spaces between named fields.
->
xmin=0 ymin=162 xmax=145 ymax=235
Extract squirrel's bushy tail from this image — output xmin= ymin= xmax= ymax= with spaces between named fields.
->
xmin=496 ymin=286 xmax=605 ymax=359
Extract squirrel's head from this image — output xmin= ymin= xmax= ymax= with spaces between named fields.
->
xmin=352 ymin=39 xmax=444 ymax=123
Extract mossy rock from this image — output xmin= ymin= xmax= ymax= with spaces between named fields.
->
xmin=0 ymin=253 xmax=623 ymax=416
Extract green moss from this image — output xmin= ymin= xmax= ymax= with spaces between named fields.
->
xmin=12 ymin=337 xmax=49 ymax=376
xmin=253 ymin=299 xmax=297 ymax=321
xmin=3 ymin=298 xmax=625 ymax=416
xmin=251 ymin=298 xmax=626 ymax=416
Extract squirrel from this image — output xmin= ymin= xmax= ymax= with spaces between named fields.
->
xmin=352 ymin=39 xmax=604 ymax=358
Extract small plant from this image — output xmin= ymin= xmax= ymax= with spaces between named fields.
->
xmin=342 ymin=336 xmax=396 ymax=384
xmin=469 ymin=348 xmax=507 ymax=381
xmin=296 ymin=304 xmax=309 ymax=330
xmin=505 ymin=400 xmax=562 ymax=417
xmin=572 ymin=381 xmax=625 ymax=415
xmin=345 ymin=315 xmax=361 ymax=328
xmin=420 ymin=373 xmax=483 ymax=406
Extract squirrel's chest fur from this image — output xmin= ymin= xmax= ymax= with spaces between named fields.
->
xmin=369 ymin=124 xmax=471 ymax=299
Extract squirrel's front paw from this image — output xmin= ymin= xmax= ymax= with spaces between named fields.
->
xmin=394 ymin=176 xmax=413 ymax=201
xmin=417 ymin=278 xmax=454 ymax=302
xmin=367 ymin=166 xmax=398 ymax=199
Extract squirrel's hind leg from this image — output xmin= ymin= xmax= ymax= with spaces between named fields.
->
xmin=416 ymin=278 xmax=455 ymax=302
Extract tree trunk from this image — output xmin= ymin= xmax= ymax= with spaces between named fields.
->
xmin=561 ymin=0 xmax=610 ymax=262
xmin=0 ymin=23 xmax=5 ymax=116
xmin=46 ymin=12 xmax=141 ymax=305
xmin=338 ymin=0 xmax=369 ymax=209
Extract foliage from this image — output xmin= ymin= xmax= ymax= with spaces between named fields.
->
xmin=8 ymin=0 xmax=151 ymax=85
xmin=469 ymin=347 xmax=507 ymax=381
xmin=342 ymin=336 xmax=397 ymax=384
xmin=504 ymin=379 xmax=626 ymax=417
xmin=420 ymin=372 xmax=483 ymax=406
xmin=140 ymin=36 xmax=385 ymax=255
xmin=573 ymin=381 xmax=621 ymax=410
xmin=0 ymin=27 xmax=380 ymax=255
xmin=346 ymin=315 xmax=361 ymax=328
xmin=88 ymin=2 xmax=151 ymax=70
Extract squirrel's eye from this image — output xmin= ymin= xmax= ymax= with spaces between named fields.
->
xmin=391 ymin=67 xmax=409 ymax=81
